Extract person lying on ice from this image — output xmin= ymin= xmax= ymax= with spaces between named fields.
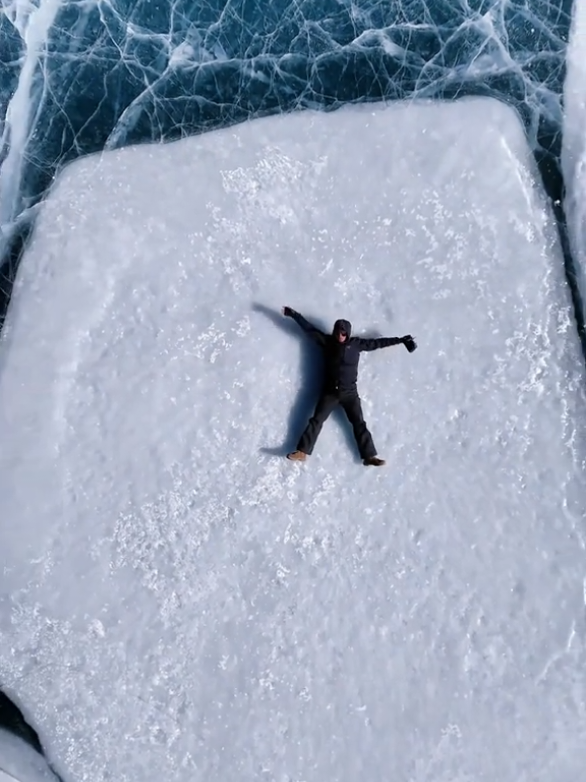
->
xmin=282 ymin=306 xmax=417 ymax=467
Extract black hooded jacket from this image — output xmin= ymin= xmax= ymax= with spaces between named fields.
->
xmin=290 ymin=312 xmax=404 ymax=393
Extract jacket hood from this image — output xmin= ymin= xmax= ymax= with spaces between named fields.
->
xmin=333 ymin=319 xmax=352 ymax=338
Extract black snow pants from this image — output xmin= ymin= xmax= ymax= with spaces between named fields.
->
xmin=297 ymin=390 xmax=377 ymax=459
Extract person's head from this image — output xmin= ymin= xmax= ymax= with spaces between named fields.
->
xmin=333 ymin=319 xmax=352 ymax=343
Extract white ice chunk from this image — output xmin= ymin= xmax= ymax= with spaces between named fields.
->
xmin=1 ymin=99 xmax=586 ymax=782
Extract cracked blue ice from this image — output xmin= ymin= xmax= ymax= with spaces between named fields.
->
xmin=0 ymin=0 xmax=574 ymax=256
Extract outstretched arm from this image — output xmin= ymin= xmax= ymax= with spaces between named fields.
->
xmin=356 ymin=334 xmax=417 ymax=352
xmin=282 ymin=307 xmax=327 ymax=346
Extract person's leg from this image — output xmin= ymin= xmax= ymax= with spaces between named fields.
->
xmin=340 ymin=393 xmax=377 ymax=460
xmin=296 ymin=393 xmax=339 ymax=455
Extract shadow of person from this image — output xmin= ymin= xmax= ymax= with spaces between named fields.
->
xmin=252 ymin=303 xmax=363 ymax=463
xmin=0 ymin=688 xmax=66 ymax=782
xmin=0 ymin=689 xmax=44 ymax=756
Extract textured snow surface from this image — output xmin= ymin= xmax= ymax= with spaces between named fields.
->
xmin=1 ymin=100 xmax=586 ymax=782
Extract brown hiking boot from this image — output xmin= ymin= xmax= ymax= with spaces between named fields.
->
xmin=287 ymin=450 xmax=307 ymax=462
xmin=363 ymin=456 xmax=386 ymax=467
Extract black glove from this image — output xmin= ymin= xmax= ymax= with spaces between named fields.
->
xmin=282 ymin=306 xmax=295 ymax=317
xmin=402 ymin=335 xmax=417 ymax=353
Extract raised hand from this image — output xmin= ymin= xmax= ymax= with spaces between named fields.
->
xmin=402 ymin=335 xmax=417 ymax=352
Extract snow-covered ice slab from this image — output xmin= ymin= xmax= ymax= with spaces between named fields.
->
xmin=1 ymin=99 xmax=586 ymax=782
